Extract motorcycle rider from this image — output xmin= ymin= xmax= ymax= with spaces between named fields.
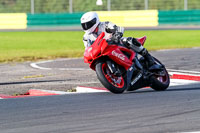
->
xmin=81 ymin=11 xmax=161 ymax=71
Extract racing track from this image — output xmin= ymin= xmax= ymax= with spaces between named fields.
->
xmin=0 ymin=48 xmax=200 ymax=133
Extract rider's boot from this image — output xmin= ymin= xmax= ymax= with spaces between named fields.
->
xmin=139 ymin=48 xmax=162 ymax=71
xmin=122 ymin=37 xmax=162 ymax=71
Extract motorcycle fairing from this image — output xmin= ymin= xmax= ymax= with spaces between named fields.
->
xmin=102 ymin=45 xmax=135 ymax=70
xmin=84 ymin=32 xmax=136 ymax=71
xmin=84 ymin=32 xmax=106 ymax=64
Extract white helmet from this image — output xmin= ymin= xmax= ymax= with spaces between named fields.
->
xmin=81 ymin=12 xmax=100 ymax=34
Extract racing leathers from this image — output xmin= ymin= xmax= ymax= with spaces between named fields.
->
xmin=82 ymin=21 xmax=160 ymax=70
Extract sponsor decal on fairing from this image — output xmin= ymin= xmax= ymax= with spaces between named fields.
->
xmin=112 ymin=50 xmax=125 ymax=61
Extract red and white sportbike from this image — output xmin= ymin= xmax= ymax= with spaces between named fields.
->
xmin=84 ymin=32 xmax=170 ymax=94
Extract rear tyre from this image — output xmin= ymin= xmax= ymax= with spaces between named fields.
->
xmin=150 ymin=57 xmax=170 ymax=91
xmin=95 ymin=61 xmax=127 ymax=94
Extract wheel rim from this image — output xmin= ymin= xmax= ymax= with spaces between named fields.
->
xmin=156 ymin=69 xmax=169 ymax=84
xmin=102 ymin=63 xmax=125 ymax=88
xmin=153 ymin=58 xmax=169 ymax=84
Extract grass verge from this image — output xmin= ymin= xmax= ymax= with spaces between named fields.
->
xmin=0 ymin=30 xmax=200 ymax=63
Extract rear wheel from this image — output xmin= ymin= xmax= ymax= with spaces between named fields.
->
xmin=150 ymin=57 xmax=170 ymax=91
xmin=95 ymin=61 xmax=127 ymax=94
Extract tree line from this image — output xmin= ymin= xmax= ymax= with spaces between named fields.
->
xmin=0 ymin=0 xmax=200 ymax=13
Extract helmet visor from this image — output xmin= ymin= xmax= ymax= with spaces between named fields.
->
xmin=81 ymin=18 xmax=97 ymax=30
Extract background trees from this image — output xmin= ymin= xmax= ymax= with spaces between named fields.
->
xmin=0 ymin=0 xmax=200 ymax=13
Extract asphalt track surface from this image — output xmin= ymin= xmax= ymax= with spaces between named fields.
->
xmin=0 ymin=48 xmax=200 ymax=133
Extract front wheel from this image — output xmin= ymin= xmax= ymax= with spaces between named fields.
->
xmin=150 ymin=57 xmax=170 ymax=91
xmin=95 ymin=61 xmax=127 ymax=94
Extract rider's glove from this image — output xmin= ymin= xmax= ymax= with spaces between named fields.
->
xmin=112 ymin=32 xmax=123 ymax=43
xmin=105 ymin=21 xmax=117 ymax=34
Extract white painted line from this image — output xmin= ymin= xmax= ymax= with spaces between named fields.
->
xmin=36 ymin=89 xmax=103 ymax=95
xmin=30 ymin=60 xmax=52 ymax=70
xmin=30 ymin=59 xmax=200 ymax=75
xmin=1 ymin=77 xmax=198 ymax=99
xmin=168 ymin=69 xmax=200 ymax=75
xmin=30 ymin=59 xmax=90 ymax=71
xmin=34 ymin=89 xmax=70 ymax=95
xmin=76 ymin=86 xmax=108 ymax=93
xmin=75 ymin=79 xmax=198 ymax=93
xmin=170 ymin=79 xmax=199 ymax=86
xmin=30 ymin=63 xmax=52 ymax=70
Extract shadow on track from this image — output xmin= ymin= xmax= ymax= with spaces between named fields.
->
xmin=127 ymin=83 xmax=200 ymax=94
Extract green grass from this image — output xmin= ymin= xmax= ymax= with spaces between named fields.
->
xmin=0 ymin=30 xmax=200 ymax=63
xmin=125 ymin=30 xmax=200 ymax=50
xmin=0 ymin=31 xmax=85 ymax=62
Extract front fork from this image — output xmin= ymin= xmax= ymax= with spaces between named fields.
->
xmin=106 ymin=60 xmax=121 ymax=76
xmin=106 ymin=58 xmax=145 ymax=90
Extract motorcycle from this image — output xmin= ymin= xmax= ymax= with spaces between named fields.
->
xmin=84 ymin=32 xmax=170 ymax=94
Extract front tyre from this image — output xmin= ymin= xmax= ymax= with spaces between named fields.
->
xmin=150 ymin=57 xmax=170 ymax=91
xmin=95 ymin=61 xmax=127 ymax=94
